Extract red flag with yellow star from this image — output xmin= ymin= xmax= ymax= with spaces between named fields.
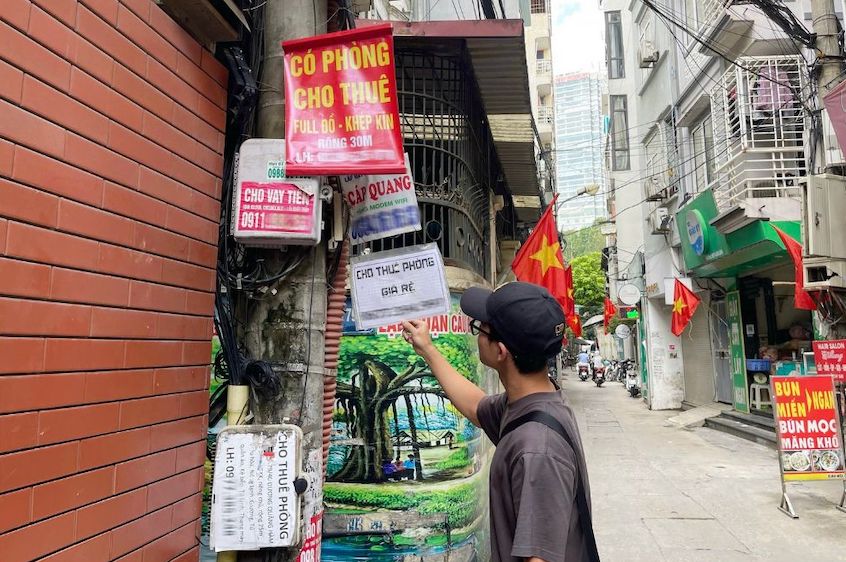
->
xmin=567 ymin=313 xmax=582 ymax=337
xmin=563 ymin=265 xmax=576 ymax=317
xmin=603 ymin=297 xmax=617 ymax=334
xmin=511 ymin=200 xmax=568 ymax=308
xmin=771 ymin=225 xmax=816 ymax=311
xmin=671 ymin=279 xmax=701 ymax=336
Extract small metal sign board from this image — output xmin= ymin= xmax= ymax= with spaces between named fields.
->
xmin=614 ymin=323 xmax=631 ymax=339
xmin=617 ymin=283 xmax=641 ymax=307
xmin=350 ymin=243 xmax=449 ymax=329
xmin=211 ymin=424 xmax=303 ymax=551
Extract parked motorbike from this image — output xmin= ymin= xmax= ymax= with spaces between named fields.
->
xmin=577 ymin=363 xmax=590 ymax=381
xmin=606 ymin=360 xmax=620 ymax=382
xmin=620 ymin=359 xmax=633 ymax=386
xmin=593 ymin=365 xmax=605 ymax=387
xmin=624 ymin=361 xmax=640 ymax=397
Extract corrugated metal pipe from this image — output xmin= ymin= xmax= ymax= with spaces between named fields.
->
xmin=322 ymin=240 xmax=347 ymax=477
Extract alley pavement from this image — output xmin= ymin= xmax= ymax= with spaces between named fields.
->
xmin=562 ymin=371 xmax=846 ymax=562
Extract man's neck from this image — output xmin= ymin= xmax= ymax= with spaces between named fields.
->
xmin=500 ymin=368 xmax=556 ymax=403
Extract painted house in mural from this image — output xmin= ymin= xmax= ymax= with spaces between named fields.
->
xmin=320 ymin=12 xmax=550 ymax=562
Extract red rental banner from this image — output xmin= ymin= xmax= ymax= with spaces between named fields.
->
xmin=813 ymin=339 xmax=846 ymax=383
xmin=772 ymin=375 xmax=845 ymax=481
xmin=282 ymin=24 xmax=405 ymax=176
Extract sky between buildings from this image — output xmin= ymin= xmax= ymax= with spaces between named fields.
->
xmin=552 ymin=0 xmax=604 ymax=74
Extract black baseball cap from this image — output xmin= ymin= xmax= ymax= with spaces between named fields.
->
xmin=460 ymin=282 xmax=566 ymax=359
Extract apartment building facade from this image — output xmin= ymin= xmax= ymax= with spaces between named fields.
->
xmin=602 ymin=0 xmax=826 ymax=412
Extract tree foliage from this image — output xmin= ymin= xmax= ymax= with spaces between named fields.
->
xmin=562 ymin=225 xmax=604 ymax=262
xmin=570 ymin=251 xmax=605 ymax=319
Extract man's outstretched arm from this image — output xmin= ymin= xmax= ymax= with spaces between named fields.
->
xmin=402 ymin=319 xmax=485 ymax=426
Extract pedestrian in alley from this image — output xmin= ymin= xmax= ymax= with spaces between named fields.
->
xmin=402 ymin=282 xmax=599 ymax=562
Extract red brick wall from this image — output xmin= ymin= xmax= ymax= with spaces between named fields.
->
xmin=0 ymin=1 xmax=226 ymax=560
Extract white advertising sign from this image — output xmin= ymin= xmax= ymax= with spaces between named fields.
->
xmin=211 ymin=425 xmax=302 ymax=551
xmin=350 ymin=244 xmax=449 ymax=329
xmin=340 ymin=154 xmax=422 ymax=244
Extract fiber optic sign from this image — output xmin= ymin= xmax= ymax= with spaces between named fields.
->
xmin=282 ymin=23 xmax=404 ymax=175
xmin=211 ymin=425 xmax=303 ymax=551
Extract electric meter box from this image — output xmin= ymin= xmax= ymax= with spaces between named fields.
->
xmin=233 ymin=139 xmax=322 ymax=247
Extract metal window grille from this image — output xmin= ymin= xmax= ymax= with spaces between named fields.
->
xmin=710 ymin=56 xmax=808 ymax=211
xmin=531 ymin=0 xmax=549 ymax=14
xmin=351 ymin=48 xmax=499 ymax=279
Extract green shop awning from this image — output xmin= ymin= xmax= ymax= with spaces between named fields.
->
xmin=676 ymin=189 xmax=798 ymax=278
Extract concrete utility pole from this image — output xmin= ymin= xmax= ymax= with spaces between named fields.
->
xmin=811 ymin=0 xmax=843 ymax=99
xmin=239 ymin=1 xmax=328 ymax=561
xmin=811 ymin=0 xmax=845 ymax=171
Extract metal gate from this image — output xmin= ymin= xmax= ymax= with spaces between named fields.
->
xmin=710 ymin=297 xmax=733 ymax=403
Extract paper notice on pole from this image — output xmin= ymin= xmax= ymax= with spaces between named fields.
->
xmin=340 ymin=154 xmax=421 ymax=244
xmin=296 ymin=449 xmax=323 ymax=562
xmin=210 ymin=425 xmax=302 ymax=551
xmin=350 ymin=244 xmax=449 ymax=329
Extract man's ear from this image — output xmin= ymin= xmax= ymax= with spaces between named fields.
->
xmin=496 ymin=341 xmax=510 ymax=362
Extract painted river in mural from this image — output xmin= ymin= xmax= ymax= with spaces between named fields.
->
xmin=321 ymin=295 xmax=494 ymax=561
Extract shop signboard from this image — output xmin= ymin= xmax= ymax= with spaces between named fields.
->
xmin=211 ymin=425 xmax=302 ymax=551
xmin=350 ymin=244 xmax=449 ymax=329
xmin=813 ymin=340 xmax=846 ymax=384
xmin=772 ymin=375 xmax=845 ymax=481
xmin=727 ymin=291 xmax=749 ymax=413
xmin=282 ymin=24 xmax=405 ymax=175
xmin=340 ymin=154 xmax=422 ymax=244
xmin=675 ymin=189 xmax=730 ymax=272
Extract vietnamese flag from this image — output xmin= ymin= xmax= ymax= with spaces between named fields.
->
xmin=567 ymin=314 xmax=583 ymax=337
xmin=511 ymin=198 xmax=569 ymax=309
xmin=563 ymin=265 xmax=576 ymax=318
xmin=772 ymin=225 xmax=817 ymax=311
xmin=603 ymin=297 xmax=617 ymax=334
xmin=671 ymin=279 xmax=701 ymax=336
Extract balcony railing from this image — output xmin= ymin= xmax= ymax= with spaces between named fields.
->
xmin=537 ymin=106 xmax=553 ymax=125
xmin=697 ymin=0 xmax=735 ymax=40
xmin=536 ymin=59 xmax=552 ymax=76
xmin=710 ymin=56 xmax=808 ymax=212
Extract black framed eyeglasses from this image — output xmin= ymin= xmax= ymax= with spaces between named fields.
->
xmin=469 ymin=319 xmax=496 ymax=339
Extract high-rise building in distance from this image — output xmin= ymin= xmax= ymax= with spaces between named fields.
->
xmin=554 ymin=72 xmax=606 ymax=232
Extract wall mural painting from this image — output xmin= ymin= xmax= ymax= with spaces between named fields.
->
xmin=322 ymin=294 xmax=494 ymax=561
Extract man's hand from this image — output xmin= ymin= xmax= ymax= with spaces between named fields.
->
xmin=402 ymin=319 xmax=435 ymax=359
xmin=401 ymin=318 xmax=485 ymax=427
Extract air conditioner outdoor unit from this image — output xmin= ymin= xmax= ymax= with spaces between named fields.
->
xmin=649 ymin=206 xmax=672 ymax=234
xmin=803 ymin=174 xmax=846 ymax=259
xmin=639 ymin=40 xmax=659 ymax=68
xmin=804 ymin=257 xmax=846 ymax=290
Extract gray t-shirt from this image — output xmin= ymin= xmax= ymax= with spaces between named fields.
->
xmin=477 ymin=391 xmax=591 ymax=562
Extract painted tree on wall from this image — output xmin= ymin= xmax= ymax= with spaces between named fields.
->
xmin=332 ymin=333 xmax=478 ymax=483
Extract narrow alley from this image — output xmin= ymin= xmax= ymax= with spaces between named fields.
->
xmin=562 ymin=373 xmax=846 ymax=562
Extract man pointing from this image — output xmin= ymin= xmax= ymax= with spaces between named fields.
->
xmin=402 ymin=282 xmax=599 ymax=562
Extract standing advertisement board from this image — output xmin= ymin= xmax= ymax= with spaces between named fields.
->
xmin=726 ymin=291 xmax=749 ymax=413
xmin=771 ymin=375 xmax=846 ymax=517
xmin=282 ymin=24 xmax=405 ymax=175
